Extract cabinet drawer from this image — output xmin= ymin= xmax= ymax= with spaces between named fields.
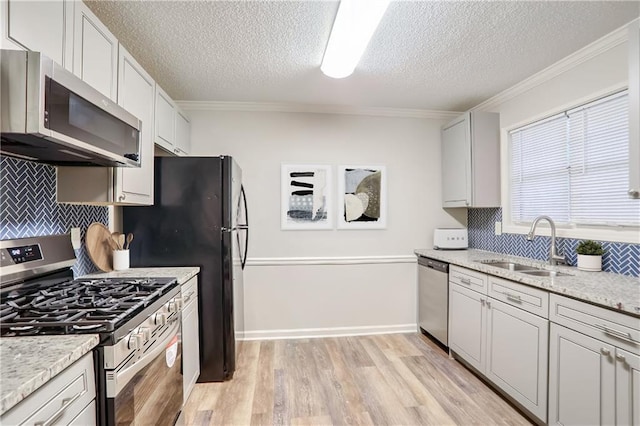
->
xmin=488 ymin=276 xmax=549 ymax=318
xmin=2 ymin=352 xmax=96 ymax=425
xmin=450 ymin=265 xmax=487 ymax=294
xmin=550 ymin=294 xmax=640 ymax=356
xmin=181 ymin=276 xmax=198 ymax=308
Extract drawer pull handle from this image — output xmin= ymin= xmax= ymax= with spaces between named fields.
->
xmin=35 ymin=390 xmax=86 ymax=426
xmin=480 ymin=298 xmax=486 ymax=305
xmin=504 ymin=292 xmax=522 ymax=303
xmin=601 ymin=348 xmax=611 ymax=356
xmin=486 ymin=300 xmax=491 ymax=308
xmin=183 ymin=290 xmax=195 ymax=304
xmin=593 ymin=324 xmax=639 ymax=345
xmin=460 ymin=278 xmax=471 ymax=285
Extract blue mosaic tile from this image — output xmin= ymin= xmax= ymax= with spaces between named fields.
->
xmin=1 ymin=157 xmax=108 ymax=276
xmin=468 ymin=208 xmax=639 ymax=277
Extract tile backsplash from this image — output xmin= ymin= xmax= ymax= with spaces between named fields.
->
xmin=0 ymin=157 xmax=107 ymax=276
xmin=468 ymin=208 xmax=640 ymax=277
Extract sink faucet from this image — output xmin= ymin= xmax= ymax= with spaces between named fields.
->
xmin=527 ymin=215 xmax=566 ymax=266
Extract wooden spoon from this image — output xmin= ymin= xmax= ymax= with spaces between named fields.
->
xmin=118 ymin=234 xmax=125 ymax=251
xmin=125 ymin=233 xmax=134 ymax=250
xmin=111 ymin=232 xmax=122 ymax=250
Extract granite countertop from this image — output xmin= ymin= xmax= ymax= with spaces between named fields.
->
xmin=0 ymin=334 xmax=99 ymax=416
xmin=415 ymin=248 xmax=640 ymax=317
xmin=83 ymin=266 xmax=200 ymax=285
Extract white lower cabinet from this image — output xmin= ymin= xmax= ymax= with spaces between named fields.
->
xmin=1 ymin=352 xmax=96 ymax=425
xmin=486 ymin=298 xmax=548 ymax=421
xmin=449 ymin=269 xmax=549 ymax=423
xmin=549 ymin=294 xmax=640 ymax=425
xmin=181 ymin=275 xmax=200 ymax=404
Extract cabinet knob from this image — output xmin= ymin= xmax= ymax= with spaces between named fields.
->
xmin=616 ymin=353 xmax=626 ymax=362
xmin=118 ymin=193 xmax=126 ymax=201
xmin=601 ymin=348 xmax=611 ymax=356
xmin=480 ymin=298 xmax=485 ymax=305
xmin=486 ymin=300 xmax=491 ymax=308
xmin=629 ymin=189 xmax=640 ymax=198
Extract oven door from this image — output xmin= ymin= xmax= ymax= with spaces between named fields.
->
xmin=106 ymin=320 xmax=183 ymax=426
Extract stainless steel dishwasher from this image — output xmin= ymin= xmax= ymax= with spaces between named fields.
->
xmin=418 ymin=256 xmax=449 ymax=348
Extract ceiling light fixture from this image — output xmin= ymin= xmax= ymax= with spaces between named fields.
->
xmin=321 ymin=0 xmax=391 ymax=79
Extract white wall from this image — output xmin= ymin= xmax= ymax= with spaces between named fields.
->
xmin=187 ymin=110 xmax=465 ymax=338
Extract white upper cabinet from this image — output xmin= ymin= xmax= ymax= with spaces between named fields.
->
xmin=1 ymin=0 xmax=73 ymax=70
xmin=115 ymin=45 xmax=155 ymax=204
xmin=175 ymin=108 xmax=191 ymax=156
xmin=441 ymin=111 xmax=500 ymax=208
xmin=154 ymin=84 xmax=176 ymax=153
xmin=57 ymin=45 xmax=155 ymax=205
xmin=629 ymin=19 xmax=640 ymax=199
xmin=73 ymin=1 xmax=118 ymax=100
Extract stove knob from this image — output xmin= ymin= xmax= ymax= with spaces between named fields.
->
xmin=154 ymin=313 xmax=167 ymax=326
xmin=139 ymin=327 xmax=151 ymax=342
xmin=127 ymin=333 xmax=138 ymax=350
xmin=168 ymin=300 xmax=179 ymax=313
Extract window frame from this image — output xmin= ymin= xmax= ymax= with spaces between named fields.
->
xmin=501 ymin=84 xmax=640 ymax=244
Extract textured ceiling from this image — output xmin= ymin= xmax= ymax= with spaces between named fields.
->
xmin=86 ymin=1 xmax=639 ymax=112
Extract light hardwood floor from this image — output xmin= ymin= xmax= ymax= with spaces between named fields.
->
xmin=182 ymin=333 xmax=532 ymax=425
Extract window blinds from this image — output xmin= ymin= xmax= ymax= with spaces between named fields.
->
xmin=510 ymin=91 xmax=639 ymax=227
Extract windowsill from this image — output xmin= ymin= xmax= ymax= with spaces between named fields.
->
xmin=502 ymin=223 xmax=640 ymax=244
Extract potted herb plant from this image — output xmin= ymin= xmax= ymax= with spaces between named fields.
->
xmin=576 ymin=240 xmax=604 ymax=271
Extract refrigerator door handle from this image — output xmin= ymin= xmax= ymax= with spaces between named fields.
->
xmin=238 ymin=185 xmax=249 ymax=270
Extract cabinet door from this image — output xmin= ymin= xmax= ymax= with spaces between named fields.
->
xmin=441 ymin=113 xmax=471 ymax=207
xmin=4 ymin=0 xmax=72 ymax=68
xmin=116 ymin=45 xmax=155 ymax=205
xmin=175 ymin=109 xmax=191 ymax=156
xmin=616 ymin=348 xmax=640 ymax=426
xmin=73 ymin=1 xmax=118 ymax=100
xmin=154 ymin=85 xmax=175 ymax=152
xmin=449 ymin=283 xmax=486 ymax=372
xmin=549 ymin=323 xmax=616 ymax=426
xmin=486 ymin=298 xmax=548 ymax=422
xmin=182 ymin=299 xmax=200 ymax=404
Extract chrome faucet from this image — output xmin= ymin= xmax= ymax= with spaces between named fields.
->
xmin=527 ymin=215 xmax=566 ymax=266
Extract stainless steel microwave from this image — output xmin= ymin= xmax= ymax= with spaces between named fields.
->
xmin=0 ymin=50 xmax=141 ymax=167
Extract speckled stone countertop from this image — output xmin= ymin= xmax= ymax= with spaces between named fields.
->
xmin=415 ymin=249 xmax=640 ymax=317
xmin=84 ymin=266 xmax=200 ymax=285
xmin=0 ymin=334 xmax=99 ymax=416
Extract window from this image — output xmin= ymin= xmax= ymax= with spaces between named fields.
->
xmin=509 ymin=91 xmax=639 ymax=228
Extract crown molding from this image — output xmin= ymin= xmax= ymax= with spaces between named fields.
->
xmin=175 ymin=100 xmax=460 ymax=120
xmin=471 ymin=20 xmax=634 ymax=112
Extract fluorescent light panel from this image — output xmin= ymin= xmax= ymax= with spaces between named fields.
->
xmin=321 ymin=0 xmax=391 ymax=79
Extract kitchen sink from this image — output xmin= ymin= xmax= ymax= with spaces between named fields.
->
xmin=478 ymin=260 xmax=541 ymax=271
xmin=520 ymin=270 xmax=572 ymax=277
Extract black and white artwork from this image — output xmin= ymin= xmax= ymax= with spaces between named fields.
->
xmin=281 ymin=165 xmax=333 ymax=230
xmin=338 ymin=165 xmax=387 ymax=229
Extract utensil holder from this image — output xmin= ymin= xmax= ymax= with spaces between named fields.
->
xmin=113 ymin=250 xmax=130 ymax=271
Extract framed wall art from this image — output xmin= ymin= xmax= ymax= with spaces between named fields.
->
xmin=281 ymin=164 xmax=333 ymax=230
xmin=337 ymin=165 xmax=387 ymax=229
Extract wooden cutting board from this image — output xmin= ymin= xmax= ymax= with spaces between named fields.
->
xmin=85 ymin=222 xmax=114 ymax=272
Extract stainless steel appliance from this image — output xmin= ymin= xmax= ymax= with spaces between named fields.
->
xmin=124 ymin=156 xmax=248 ymax=382
xmin=0 ymin=50 xmax=141 ymax=167
xmin=418 ymin=256 xmax=449 ymax=348
xmin=0 ymin=234 xmax=183 ymax=426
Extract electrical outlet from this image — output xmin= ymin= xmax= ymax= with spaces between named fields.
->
xmin=494 ymin=221 xmax=502 ymax=236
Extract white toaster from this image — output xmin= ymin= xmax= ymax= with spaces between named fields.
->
xmin=433 ymin=228 xmax=468 ymax=250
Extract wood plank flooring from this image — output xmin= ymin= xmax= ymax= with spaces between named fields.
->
xmin=182 ymin=333 xmax=532 ymax=425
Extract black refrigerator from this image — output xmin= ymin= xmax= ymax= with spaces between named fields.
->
xmin=123 ymin=156 xmax=248 ymax=382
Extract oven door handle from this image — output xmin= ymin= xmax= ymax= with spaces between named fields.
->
xmin=108 ymin=319 xmax=181 ymax=398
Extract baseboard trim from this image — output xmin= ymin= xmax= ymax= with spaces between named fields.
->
xmin=238 ymin=324 xmax=418 ymax=341
xmin=245 ymin=255 xmax=417 ymax=266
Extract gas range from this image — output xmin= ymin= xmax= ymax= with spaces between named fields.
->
xmin=0 ymin=234 xmax=184 ymax=425
xmin=1 ymin=275 xmax=179 ymax=343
